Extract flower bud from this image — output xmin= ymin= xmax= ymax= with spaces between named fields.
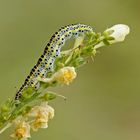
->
xmin=105 ymin=24 xmax=130 ymax=43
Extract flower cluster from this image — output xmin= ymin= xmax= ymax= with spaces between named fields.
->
xmin=10 ymin=102 xmax=54 ymax=140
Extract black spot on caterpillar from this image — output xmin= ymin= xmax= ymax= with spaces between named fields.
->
xmin=15 ymin=23 xmax=94 ymax=100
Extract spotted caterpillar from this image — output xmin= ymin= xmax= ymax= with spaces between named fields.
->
xmin=15 ymin=24 xmax=94 ymax=100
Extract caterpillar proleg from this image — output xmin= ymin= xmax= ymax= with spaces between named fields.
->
xmin=15 ymin=24 xmax=94 ymax=100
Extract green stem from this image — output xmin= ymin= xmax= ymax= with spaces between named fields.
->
xmin=0 ymin=123 xmax=12 ymax=134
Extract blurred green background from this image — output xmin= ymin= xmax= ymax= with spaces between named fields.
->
xmin=0 ymin=0 xmax=139 ymax=140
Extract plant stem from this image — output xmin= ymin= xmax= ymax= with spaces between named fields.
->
xmin=0 ymin=123 xmax=12 ymax=134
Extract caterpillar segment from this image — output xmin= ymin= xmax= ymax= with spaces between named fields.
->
xmin=15 ymin=24 xmax=94 ymax=100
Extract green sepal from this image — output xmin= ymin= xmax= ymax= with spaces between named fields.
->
xmin=40 ymin=92 xmax=57 ymax=101
xmin=40 ymin=81 xmax=50 ymax=89
xmin=21 ymin=87 xmax=35 ymax=99
xmin=21 ymin=106 xmax=32 ymax=116
xmin=71 ymin=57 xmax=86 ymax=68
xmin=103 ymin=30 xmax=114 ymax=36
xmin=106 ymin=36 xmax=115 ymax=41
xmin=0 ymin=113 xmax=10 ymax=124
xmin=0 ymin=98 xmax=13 ymax=113
xmin=81 ymin=45 xmax=94 ymax=56
xmin=103 ymin=39 xmax=111 ymax=45
xmin=95 ymin=33 xmax=101 ymax=39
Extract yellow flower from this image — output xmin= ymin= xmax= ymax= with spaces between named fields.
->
xmin=31 ymin=113 xmax=48 ymax=131
xmin=28 ymin=102 xmax=54 ymax=131
xmin=11 ymin=118 xmax=30 ymax=140
xmin=52 ymin=67 xmax=77 ymax=85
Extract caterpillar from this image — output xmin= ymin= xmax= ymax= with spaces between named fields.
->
xmin=15 ymin=23 xmax=94 ymax=100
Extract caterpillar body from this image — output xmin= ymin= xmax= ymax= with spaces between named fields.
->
xmin=15 ymin=24 xmax=94 ymax=100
